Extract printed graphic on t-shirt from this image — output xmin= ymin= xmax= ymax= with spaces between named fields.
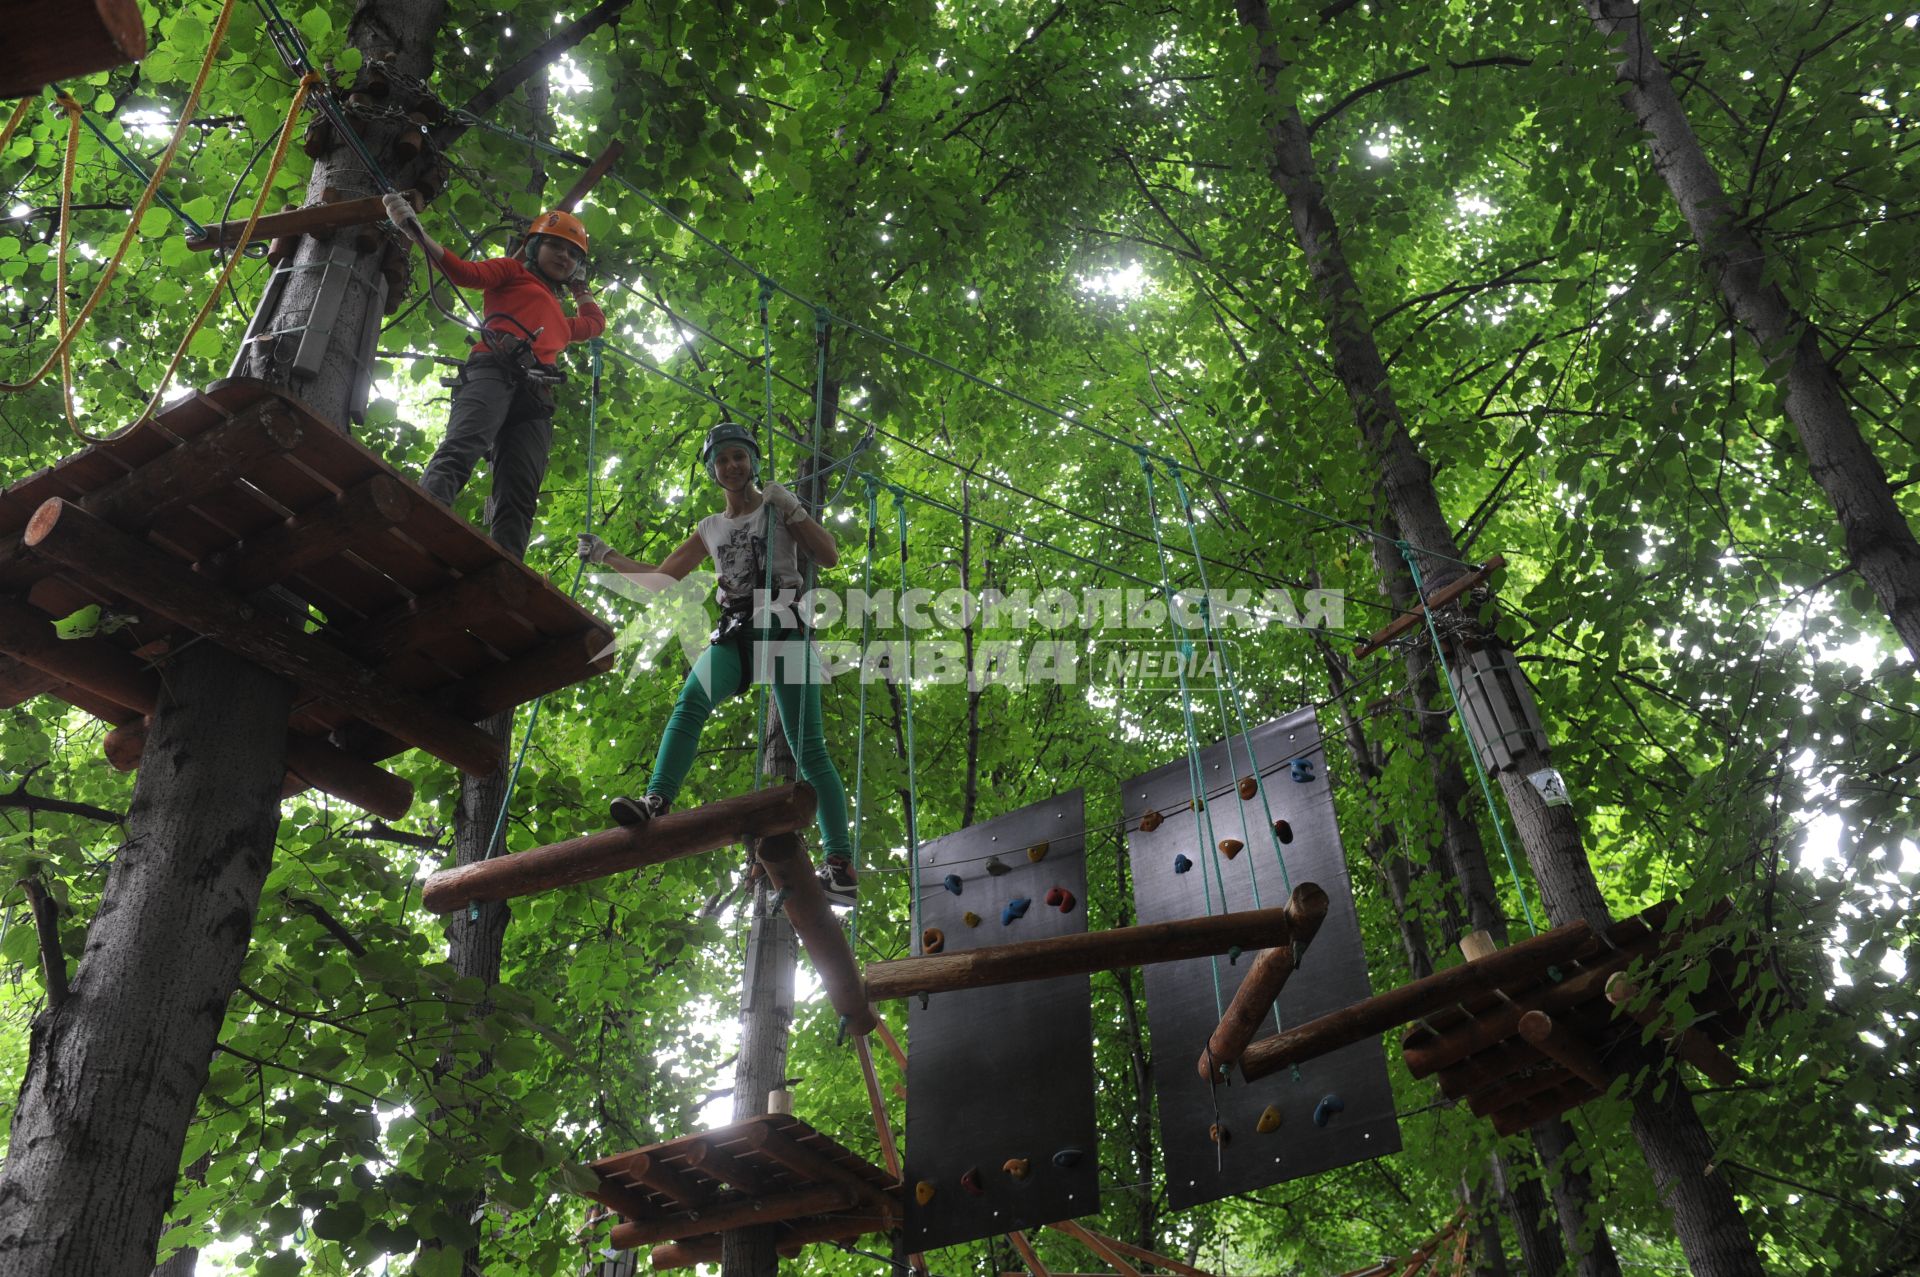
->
xmin=712 ymin=519 xmax=767 ymax=604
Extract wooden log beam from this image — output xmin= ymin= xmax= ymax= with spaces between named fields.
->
xmin=755 ymin=830 xmax=879 ymax=1035
xmin=597 ymin=1150 xmax=707 ymax=1211
xmin=608 ymin=1185 xmax=853 ymax=1248
xmin=1354 ymin=555 xmax=1505 ymax=659
xmin=0 ymin=654 xmax=60 ymax=708
xmin=103 ymin=717 xmax=413 ymax=819
xmin=0 ymin=0 xmax=146 ymax=98
xmin=647 ymin=1213 xmax=882 ymax=1268
xmin=1237 ymin=917 xmax=1598 ymax=1082
xmin=1517 ymin=1011 xmax=1611 ymax=1093
xmin=24 ymin=497 xmax=503 ymax=776
xmin=0 ymin=596 xmax=153 ymax=714
xmin=1466 ymin=1062 xmax=1569 ymax=1117
xmin=421 ymin=784 xmax=817 ymax=913
xmin=684 ymin=1138 xmax=772 ymax=1195
xmin=1490 ymin=1077 xmax=1597 ymax=1137
xmin=865 ymin=905 xmax=1305 ymax=1003
xmin=555 ymin=140 xmax=627 ymax=212
xmin=206 ymin=474 xmax=412 ymax=593
xmin=185 ymin=192 xmax=419 ymax=253
xmin=1605 ymin=972 xmax=1741 ymax=1087
xmin=738 ymin=1122 xmax=897 ymax=1223
xmin=1197 ymin=882 xmax=1330 ymax=1080
xmin=1049 ymin=1220 xmax=1142 ymax=1277
xmin=1007 ymin=1231 xmax=1054 ymax=1277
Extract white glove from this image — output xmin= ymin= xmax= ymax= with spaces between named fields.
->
xmin=382 ymin=192 xmax=420 ymax=231
xmin=762 ymin=481 xmax=804 ymax=523
xmin=577 ymin=532 xmax=612 ymax=565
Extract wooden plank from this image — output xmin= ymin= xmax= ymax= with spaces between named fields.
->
xmin=648 ymin=1213 xmax=883 ymax=1268
xmin=608 ymin=1185 xmax=854 ymax=1248
xmin=342 ymin=559 xmax=536 ymax=665
xmin=24 ymin=497 xmax=503 ymax=776
xmin=1490 ymin=1077 xmax=1598 ymax=1137
xmin=1466 ymin=1062 xmax=1568 ymax=1118
xmin=1197 ymin=882 xmax=1329 ymax=1080
xmin=683 ymin=1137 xmax=776 ymax=1196
xmin=86 ymin=400 xmax=304 ymax=532
xmin=555 ymin=140 xmax=628 ymax=212
xmin=756 ymin=830 xmax=879 ymax=1036
xmin=1355 ymin=556 xmax=1506 ymax=659
xmin=435 ymin=629 xmax=611 ymax=721
xmin=0 ymin=653 xmax=64 ymax=709
xmin=185 ymin=192 xmax=419 ymax=253
xmin=207 ymin=474 xmax=413 ymax=593
xmin=739 ymin=1120 xmax=897 ymax=1223
xmin=420 ymin=784 xmax=818 ymax=913
xmin=0 ymin=0 xmax=146 ymax=99
xmin=597 ymin=1150 xmax=706 ymax=1212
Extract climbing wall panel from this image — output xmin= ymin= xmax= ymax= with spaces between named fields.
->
xmin=1124 ymin=708 xmax=1400 ymax=1210
xmin=904 ymin=790 xmax=1097 ymax=1250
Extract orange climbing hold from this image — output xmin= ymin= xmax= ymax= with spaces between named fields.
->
xmin=921 ymin=927 xmax=946 ymax=955
xmin=1002 ymin=1157 xmax=1030 ymax=1180
xmin=1219 ymin=839 xmax=1244 ymax=860
xmin=1139 ymin=810 xmax=1164 ymax=833
xmin=914 ymin=1181 xmax=935 ymax=1205
xmin=1238 ymin=776 xmax=1257 ymax=801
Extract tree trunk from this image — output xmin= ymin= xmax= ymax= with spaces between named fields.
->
xmin=0 ymin=646 xmax=291 ymax=1277
xmin=1582 ymin=0 xmax=1920 ymax=659
xmin=1233 ymin=4 xmax=1764 ymax=1273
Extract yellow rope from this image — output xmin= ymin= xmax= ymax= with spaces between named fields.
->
xmin=125 ymin=71 xmax=322 ymax=438
xmin=0 ymin=0 xmax=238 ymax=399
xmin=50 ymin=94 xmax=85 ymax=441
xmin=0 ymin=97 xmax=33 ymax=155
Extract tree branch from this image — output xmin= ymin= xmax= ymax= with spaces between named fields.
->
xmin=432 ymin=0 xmax=634 ymax=149
xmin=0 ymin=767 xmax=123 ymax=825
xmin=283 ymin=894 xmax=368 ymax=956
xmin=19 ymin=876 xmax=70 ymax=1011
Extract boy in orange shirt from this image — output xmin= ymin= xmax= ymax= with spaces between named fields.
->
xmin=384 ymin=193 xmax=607 ymax=560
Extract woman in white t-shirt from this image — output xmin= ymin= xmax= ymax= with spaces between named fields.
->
xmin=577 ymin=422 xmax=857 ymax=905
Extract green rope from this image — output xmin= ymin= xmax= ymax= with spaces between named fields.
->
xmin=849 ymin=478 xmax=881 ymax=959
xmin=470 ymin=338 xmax=601 ymax=917
xmin=750 ymin=280 xmax=777 ymax=795
xmin=891 ymin=486 xmax=925 ymax=946
xmin=1136 ymin=451 xmax=1228 ymax=1022
xmin=1400 ymin=543 xmax=1540 ymax=936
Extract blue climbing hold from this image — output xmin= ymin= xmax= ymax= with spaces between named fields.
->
xmin=1173 ymin=854 xmax=1193 ymax=875
xmin=1313 ymin=1094 xmax=1345 ymax=1127
xmin=944 ymin=873 xmax=963 ymax=896
xmin=1291 ymin=758 xmax=1316 ymax=784
xmin=1228 ymin=945 xmax=1243 ymax=965
xmin=1052 ymin=1147 xmax=1083 ymax=1169
xmin=1003 ymin=898 xmax=1031 ymax=925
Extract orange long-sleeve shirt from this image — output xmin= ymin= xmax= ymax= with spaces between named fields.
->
xmin=436 ymin=252 xmax=606 ymax=367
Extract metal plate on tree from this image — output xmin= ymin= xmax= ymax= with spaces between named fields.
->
xmin=903 ymin=791 xmax=1098 ymax=1249
xmin=1124 ymin=708 xmax=1400 ymax=1210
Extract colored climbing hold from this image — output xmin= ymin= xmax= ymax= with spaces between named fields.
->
xmin=1002 ymin=1157 xmax=1030 ymax=1180
xmin=1238 ymin=775 xmax=1257 ymax=801
xmin=1313 ymin=1094 xmax=1345 ymax=1127
xmin=922 ymin=927 xmax=945 ymax=955
xmin=1173 ymin=854 xmax=1193 ymax=874
xmin=1290 ymin=758 xmax=1316 ymax=784
xmin=1002 ymin=898 xmax=1031 ymax=925
xmin=962 ymin=911 xmax=981 ymax=928
xmin=1139 ymin=809 xmax=1164 ymax=833
xmin=985 ymin=856 xmax=1011 ymax=877
xmin=1209 ymin=1122 xmax=1230 ymax=1146
xmin=1026 ymin=841 xmax=1049 ymax=863
xmin=915 ymin=1181 xmax=935 ymax=1205
xmin=943 ymin=873 xmax=963 ymax=896
xmin=1052 ymin=1147 xmax=1083 ymax=1168
xmin=1218 ymin=838 xmax=1244 ymax=860
xmin=960 ymin=1167 xmax=984 ymax=1196
xmin=1045 ymin=886 xmax=1065 ymax=907
xmin=1256 ymin=1104 xmax=1284 ymax=1134
xmin=1228 ymin=945 xmax=1243 ymax=965
xmin=1273 ymin=818 xmax=1293 ymax=844
xmin=1192 ymin=797 xmax=1206 ymax=812
xmin=1054 ymin=889 xmax=1077 ymax=914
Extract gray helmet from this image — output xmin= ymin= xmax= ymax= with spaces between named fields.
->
xmin=700 ymin=421 xmax=761 ymax=475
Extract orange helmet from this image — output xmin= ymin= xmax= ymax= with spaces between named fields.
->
xmin=525 ymin=209 xmax=589 ymax=255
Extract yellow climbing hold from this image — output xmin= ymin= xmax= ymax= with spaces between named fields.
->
xmin=1026 ymin=841 xmax=1049 ymax=863
xmin=1139 ymin=809 xmax=1163 ymax=833
xmin=1239 ymin=775 xmax=1258 ymax=801
xmin=915 ymin=1181 xmax=935 ymax=1205
xmin=1257 ymin=1104 xmax=1283 ymax=1134
xmin=1218 ymin=839 xmax=1244 ymax=860
xmin=1002 ymin=1157 xmax=1030 ymax=1180
xmin=962 ymin=911 xmax=981 ymax=928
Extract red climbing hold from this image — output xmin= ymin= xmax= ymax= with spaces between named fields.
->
xmin=1139 ymin=809 xmax=1164 ymax=833
xmin=961 ymin=1167 xmax=984 ymax=1196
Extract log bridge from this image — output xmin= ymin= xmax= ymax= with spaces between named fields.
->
xmin=0 ymin=379 xmax=616 ymax=818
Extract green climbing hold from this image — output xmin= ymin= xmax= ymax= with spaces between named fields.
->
xmin=962 ymin=910 xmax=981 ymax=927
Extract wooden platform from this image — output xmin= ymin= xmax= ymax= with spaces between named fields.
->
xmin=1397 ymin=904 xmax=1747 ymax=1135
xmin=0 ymin=380 xmax=616 ymax=816
xmin=584 ymin=1113 xmax=901 ymax=1259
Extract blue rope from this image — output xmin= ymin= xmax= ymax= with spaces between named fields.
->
xmin=891 ymin=487 xmax=924 ymax=945
xmin=849 ymin=478 xmax=881 ymax=959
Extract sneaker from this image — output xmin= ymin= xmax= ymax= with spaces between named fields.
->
xmin=817 ymin=856 xmax=858 ymax=909
xmin=610 ymin=793 xmax=669 ymax=828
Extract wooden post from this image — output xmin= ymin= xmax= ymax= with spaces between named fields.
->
xmin=608 ymin=1185 xmax=853 ymax=1248
xmin=863 ymin=904 xmax=1307 ymax=1002
xmin=753 ymin=830 xmax=879 ymax=1034
xmin=1049 ymin=1220 xmax=1142 ymax=1277
xmin=420 ymin=784 xmax=818 ymax=913
xmin=23 ymin=497 xmax=503 ymax=776
xmin=1235 ymin=918 xmax=1598 ymax=1081
xmin=1196 ymin=882 xmax=1330 ymax=1080
xmin=1007 ymin=1230 xmax=1053 ymax=1277
xmin=1457 ymin=930 xmax=1497 ymax=962
xmin=1517 ymin=1011 xmax=1611 ymax=1093
xmin=1605 ymin=973 xmax=1741 ymax=1087
xmin=0 ymin=0 xmax=146 ymax=98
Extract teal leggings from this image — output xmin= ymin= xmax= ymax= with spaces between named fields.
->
xmin=646 ymin=634 xmax=851 ymax=857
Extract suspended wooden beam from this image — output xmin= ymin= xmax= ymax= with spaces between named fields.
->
xmin=0 ymin=654 xmax=59 ymax=707
xmin=1007 ymin=1230 xmax=1053 ymax=1277
xmin=1354 ymin=556 xmax=1506 ymax=658
xmin=185 ymin=191 xmax=421 ymax=253
xmin=420 ymin=784 xmax=817 ymax=914
xmin=608 ymin=1184 xmax=852 ymax=1248
xmin=1070 ymin=1227 xmax=1219 ymax=1277
xmin=0 ymin=0 xmax=146 ymax=98
xmin=1237 ymin=917 xmax=1598 ymax=1082
xmin=1398 ymin=944 xmax=1646 ymax=1078
xmin=755 ymin=829 xmax=878 ymax=1035
xmin=864 ymin=903 xmax=1307 ymax=1003
xmin=0 ymin=596 xmax=411 ymax=817
xmin=555 ymin=140 xmax=627 ymax=212
xmin=24 ymin=497 xmax=503 ymax=776
xmin=1048 ymin=1220 xmax=1142 ymax=1277
xmin=1197 ymin=882 xmax=1330 ymax=1080
xmin=1516 ymin=1011 xmax=1610 ymax=1093
xmin=1605 ymin=972 xmax=1741 ymax=1087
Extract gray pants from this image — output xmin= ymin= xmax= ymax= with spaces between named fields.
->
xmin=419 ymin=356 xmax=556 ymax=561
